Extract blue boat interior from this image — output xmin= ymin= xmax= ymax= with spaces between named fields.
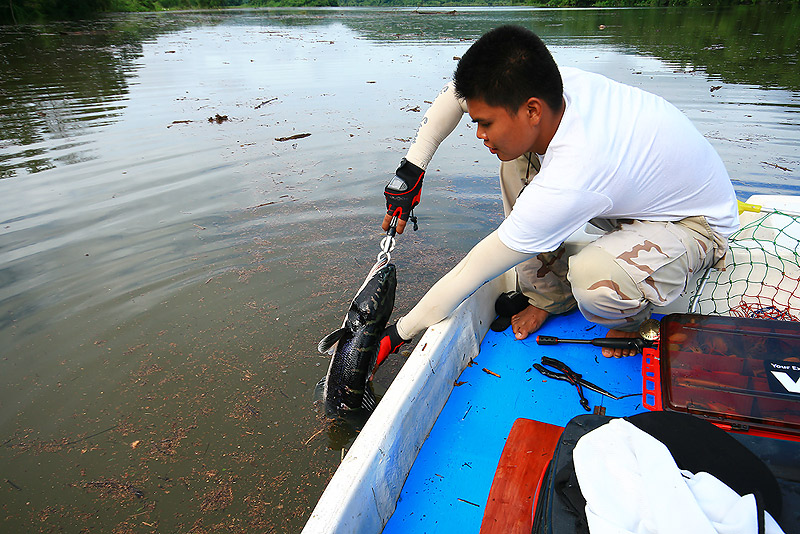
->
xmin=383 ymin=309 xmax=800 ymax=533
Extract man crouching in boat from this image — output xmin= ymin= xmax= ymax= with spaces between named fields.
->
xmin=377 ymin=25 xmax=738 ymax=360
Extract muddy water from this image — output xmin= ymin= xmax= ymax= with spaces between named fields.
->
xmin=1 ymin=6 xmax=798 ymax=533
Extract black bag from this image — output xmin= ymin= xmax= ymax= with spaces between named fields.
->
xmin=531 ymin=414 xmax=610 ymax=534
xmin=531 ymin=412 xmax=786 ymax=534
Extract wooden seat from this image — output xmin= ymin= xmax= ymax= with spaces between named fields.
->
xmin=480 ymin=418 xmax=564 ymax=534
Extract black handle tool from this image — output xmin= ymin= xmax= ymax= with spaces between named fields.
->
xmin=536 ymin=335 xmax=647 ymax=352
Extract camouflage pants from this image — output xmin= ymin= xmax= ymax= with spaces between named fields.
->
xmin=499 ymin=154 xmax=727 ymax=331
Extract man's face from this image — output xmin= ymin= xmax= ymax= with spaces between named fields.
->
xmin=467 ymin=98 xmax=539 ymax=161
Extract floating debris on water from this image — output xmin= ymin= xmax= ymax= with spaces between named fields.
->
xmin=275 ymin=133 xmax=311 ymax=142
xmin=208 ymin=114 xmax=229 ymax=124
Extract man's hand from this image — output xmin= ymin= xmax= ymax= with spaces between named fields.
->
xmin=383 ymin=158 xmax=424 ymax=235
xmin=382 ymin=213 xmax=408 ymax=234
xmin=374 ymin=323 xmax=410 ymax=372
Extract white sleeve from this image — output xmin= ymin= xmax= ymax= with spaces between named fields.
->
xmin=396 ymin=230 xmax=534 ymax=339
xmin=404 ymin=82 xmax=468 ymax=170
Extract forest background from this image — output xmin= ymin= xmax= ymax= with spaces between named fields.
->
xmin=2 ymin=0 xmax=797 ymax=25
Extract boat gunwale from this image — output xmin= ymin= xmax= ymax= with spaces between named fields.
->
xmin=301 ymin=272 xmax=513 ymax=534
xmin=304 ymin=194 xmax=800 ymax=534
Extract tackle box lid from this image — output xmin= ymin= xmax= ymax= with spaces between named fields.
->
xmin=643 ymin=313 xmax=800 ymax=437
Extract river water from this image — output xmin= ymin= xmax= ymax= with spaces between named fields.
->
xmin=1 ymin=5 xmax=798 ymax=533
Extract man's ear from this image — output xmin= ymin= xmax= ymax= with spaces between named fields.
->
xmin=525 ymin=97 xmax=543 ymax=125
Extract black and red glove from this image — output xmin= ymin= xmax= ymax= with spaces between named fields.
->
xmin=374 ymin=323 xmax=410 ymax=372
xmin=385 ymin=158 xmax=424 ymax=227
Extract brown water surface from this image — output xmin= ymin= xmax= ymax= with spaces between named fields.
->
xmin=1 ymin=6 xmax=799 ymax=533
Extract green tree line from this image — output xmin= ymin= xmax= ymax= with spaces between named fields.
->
xmin=1 ymin=0 xmax=795 ymax=24
xmin=0 ymin=0 xmax=332 ymax=24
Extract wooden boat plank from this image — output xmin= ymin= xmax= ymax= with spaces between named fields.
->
xmin=479 ymin=418 xmax=564 ymax=534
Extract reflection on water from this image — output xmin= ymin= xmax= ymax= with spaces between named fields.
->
xmin=0 ymin=6 xmax=798 ymax=533
xmin=2 ymin=6 xmax=799 ymax=179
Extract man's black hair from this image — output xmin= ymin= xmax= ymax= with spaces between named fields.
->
xmin=453 ymin=25 xmax=563 ymax=114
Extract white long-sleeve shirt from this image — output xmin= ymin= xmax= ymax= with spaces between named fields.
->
xmin=405 ymin=69 xmax=739 ymax=254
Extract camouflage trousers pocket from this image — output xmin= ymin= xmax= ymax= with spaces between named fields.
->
xmin=579 ymin=219 xmax=713 ymax=307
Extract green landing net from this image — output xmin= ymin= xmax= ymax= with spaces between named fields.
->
xmin=690 ymin=210 xmax=800 ymax=321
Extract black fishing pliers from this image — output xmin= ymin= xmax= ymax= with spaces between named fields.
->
xmin=532 ymin=356 xmax=620 ymax=411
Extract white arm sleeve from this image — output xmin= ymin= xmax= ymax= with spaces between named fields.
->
xmin=404 ymin=82 xmax=468 ymax=170
xmin=396 ymin=231 xmax=534 ymax=340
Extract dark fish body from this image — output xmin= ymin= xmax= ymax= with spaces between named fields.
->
xmin=318 ymin=263 xmax=397 ymax=414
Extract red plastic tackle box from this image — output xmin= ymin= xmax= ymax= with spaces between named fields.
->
xmin=642 ymin=313 xmax=800 ymax=440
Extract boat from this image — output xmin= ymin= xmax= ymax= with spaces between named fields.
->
xmin=302 ymin=194 xmax=800 ymax=534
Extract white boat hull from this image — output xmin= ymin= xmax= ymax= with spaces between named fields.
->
xmin=303 ymin=194 xmax=800 ymax=534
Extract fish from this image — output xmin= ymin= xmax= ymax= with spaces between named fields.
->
xmin=317 ymin=262 xmax=397 ymax=415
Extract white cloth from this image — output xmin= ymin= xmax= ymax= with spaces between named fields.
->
xmin=497 ymin=68 xmax=738 ymax=253
xmin=572 ymin=418 xmax=785 ymax=534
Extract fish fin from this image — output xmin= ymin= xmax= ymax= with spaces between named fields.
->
xmin=361 ymin=382 xmax=378 ymax=412
xmin=313 ymin=377 xmax=326 ymax=403
xmin=318 ymin=328 xmax=347 ymax=354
